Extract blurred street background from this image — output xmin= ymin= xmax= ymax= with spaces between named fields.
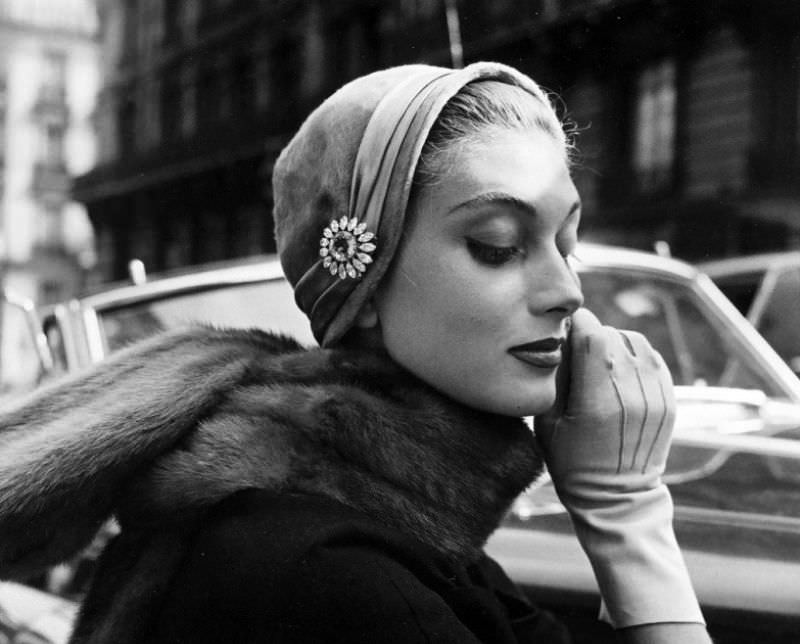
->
xmin=0 ymin=0 xmax=799 ymax=392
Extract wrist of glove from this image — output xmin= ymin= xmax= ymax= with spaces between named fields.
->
xmin=557 ymin=480 xmax=703 ymax=628
xmin=536 ymin=309 xmax=704 ymax=629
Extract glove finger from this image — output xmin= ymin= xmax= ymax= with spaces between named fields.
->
xmin=618 ymin=329 xmax=667 ymax=376
xmin=535 ymin=308 xmax=598 ymax=446
xmin=605 ymin=330 xmax=643 ymax=473
xmin=617 ymin=330 xmax=675 ymax=473
xmin=640 ymin=349 xmax=677 ymax=472
xmin=567 ymin=307 xmax=604 ymax=355
xmin=565 ymin=324 xmax=633 ymax=470
xmin=567 ymin=310 xmax=625 ymax=412
xmin=626 ymin=335 xmax=676 ymax=442
xmin=609 ymin=329 xmax=673 ymax=473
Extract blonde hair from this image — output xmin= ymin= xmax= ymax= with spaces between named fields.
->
xmin=414 ymin=80 xmax=572 ymax=186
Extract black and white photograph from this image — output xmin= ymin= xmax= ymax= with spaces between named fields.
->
xmin=0 ymin=1 xmax=798 ymax=642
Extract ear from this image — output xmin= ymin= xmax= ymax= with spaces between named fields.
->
xmin=354 ymin=299 xmax=379 ymax=329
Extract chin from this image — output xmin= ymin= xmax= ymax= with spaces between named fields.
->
xmin=419 ymin=366 xmax=557 ymax=417
xmin=468 ymin=386 xmax=556 ymax=418
xmin=510 ymin=384 xmax=557 ymax=417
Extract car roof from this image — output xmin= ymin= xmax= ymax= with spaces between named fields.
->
xmin=77 ymin=242 xmax=701 ymax=313
xmin=79 ymin=254 xmax=286 ymax=312
xmin=699 ymin=251 xmax=800 ymax=277
xmin=576 ymin=242 xmax=698 ymax=279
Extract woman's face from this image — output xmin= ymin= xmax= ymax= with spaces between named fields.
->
xmin=373 ymin=127 xmax=583 ymax=417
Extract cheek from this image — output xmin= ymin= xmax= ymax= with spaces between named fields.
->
xmin=378 ymin=252 xmax=558 ymax=416
xmin=392 ymin=248 xmax=485 ymax=329
xmin=380 ymin=245 xmax=516 ymax=359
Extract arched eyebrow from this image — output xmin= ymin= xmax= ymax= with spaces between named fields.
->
xmin=447 ymin=190 xmax=581 ymax=222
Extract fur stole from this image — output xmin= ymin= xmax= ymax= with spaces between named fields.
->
xmin=0 ymin=326 xmax=543 ymax=581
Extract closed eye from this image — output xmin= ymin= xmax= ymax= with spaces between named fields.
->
xmin=466 ymin=238 xmax=523 ymax=266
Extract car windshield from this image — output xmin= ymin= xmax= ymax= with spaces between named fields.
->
xmin=579 ymin=269 xmax=786 ymax=398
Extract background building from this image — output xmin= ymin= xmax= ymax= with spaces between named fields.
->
xmin=76 ymin=0 xmax=800 ymax=286
xmin=0 ymin=0 xmax=99 ymax=391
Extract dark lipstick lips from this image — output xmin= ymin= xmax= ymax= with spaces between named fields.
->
xmin=509 ymin=337 xmax=565 ymax=353
xmin=508 ymin=337 xmax=565 ymax=368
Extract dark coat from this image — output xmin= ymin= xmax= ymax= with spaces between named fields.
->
xmin=0 ymin=327 xmax=569 ymax=643
xmin=76 ymin=489 xmax=571 ymax=643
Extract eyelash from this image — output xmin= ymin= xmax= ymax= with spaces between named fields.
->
xmin=466 ymin=239 xmax=522 ymax=266
xmin=466 ymin=238 xmax=577 ymax=267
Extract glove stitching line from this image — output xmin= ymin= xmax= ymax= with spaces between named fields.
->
xmin=630 ymin=362 xmax=649 ymax=471
xmin=609 ymin=369 xmax=626 ymax=475
xmin=641 ymin=378 xmax=669 ymax=474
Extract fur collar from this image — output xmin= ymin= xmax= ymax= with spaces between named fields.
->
xmin=0 ymin=327 xmax=542 ymax=578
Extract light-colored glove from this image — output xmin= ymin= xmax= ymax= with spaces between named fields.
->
xmin=535 ymin=308 xmax=705 ymax=628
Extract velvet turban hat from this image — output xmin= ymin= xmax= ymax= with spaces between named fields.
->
xmin=272 ymin=61 xmax=554 ymax=346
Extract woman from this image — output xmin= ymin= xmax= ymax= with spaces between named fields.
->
xmin=0 ymin=62 xmax=708 ymax=643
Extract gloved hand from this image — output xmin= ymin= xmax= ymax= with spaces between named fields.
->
xmin=535 ymin=308 xmax=704 ymax=628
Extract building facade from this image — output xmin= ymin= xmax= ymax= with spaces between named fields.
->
xmin=76 ymin=0 xmax=800 ymax=287
xmin=0 ymin=0 xmax=100 ymax=392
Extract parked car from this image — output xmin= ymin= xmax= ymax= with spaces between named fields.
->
xmin=700 ymin=251 xmax=800 ymax=377
xmin=13 ymin=243 xmax=800 ymax=643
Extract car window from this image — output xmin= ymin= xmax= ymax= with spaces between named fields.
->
xmin=98 ymin=279 xmax=316 ymax=353
xmin=43 ymin=317 xmax=69 ymax=376
xmin=711 ymin=270 xmax=766 ymax=317
xmin=755 ymin=267 xmax=800 ymax=370
xmin=580 ymin=269 xmax=782 ymax=396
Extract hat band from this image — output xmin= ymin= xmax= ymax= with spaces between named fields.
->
xmin=294 ymin=67 xmax=453 ymax=341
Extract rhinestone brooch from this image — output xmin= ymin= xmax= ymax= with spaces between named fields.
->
xmin=319 ymin=216 xmax=376 ymax=280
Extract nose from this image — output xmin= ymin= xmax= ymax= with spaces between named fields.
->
xmin=526 ymin=250 xmax=583 ymax=318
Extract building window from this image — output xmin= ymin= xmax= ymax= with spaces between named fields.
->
xmin=231 ymin=204 xmax=267 ymax=257
xmin=137 ymin=80 xmax=161 ymax=149
xmin=164 ymin=1 xmax=177 ymax=42
xmin=38 ymin=206 xmax=62 ymax=248
xmin=180 ymin=64 xmax=196 ymax=136
xmin=122 ymin=0 xmax=138 ymax=62
xmin=40 ymin=279 xmax=64 ymax=303
xmin=270 ymin=37 xmax=300 ymax=111
xmin=164 ymin=216 xmax=191 ymax=268
xmin=118 ymin=92 xmax=136 ymax=153
xmin=42 ymin=50 xmax=67 ymax=98
xmin=178 ymin=0 xmax=199 ymax=43
xmin=216 ymin=55 xmax=232 ymax=120
xmin=41 ymin=123 xmax=65 ymax=165
xmin=196 ymin=211 xmax=227 ymax=262
xmin=161 ymin=72 xmax=180 ymax=141
xmin=633 ymin=59 xmax=676 ymax=192
xmin=197 ymin=65 xmax=218 ymax=126
xmin=231 ymin=51 xmax=255 ymax=116
xmin=253 ymin=39 xmax=270 ymax=110
xmin=301 ymin=3 xmax=324 ymax=97
xmin=96 ymin=90 xmax=118 ymax=163
xmin=137 ymin=0 xmax=164 ymax=62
